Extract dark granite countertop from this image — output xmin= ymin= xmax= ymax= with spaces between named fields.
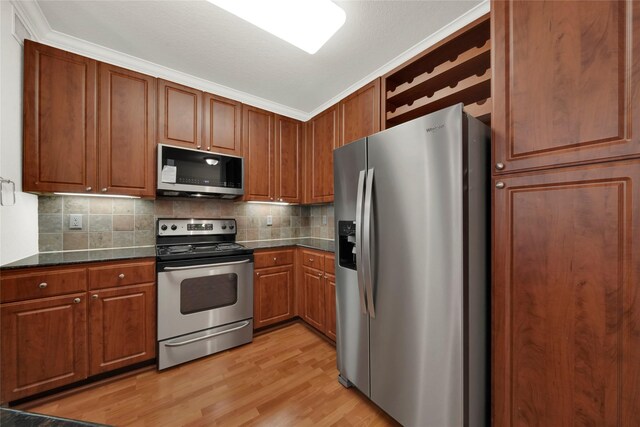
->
xmin=0 ymin=408 xmax=109 ymax=427
xmin=0 ymin=246 xmax=156 ymax=270
xmin=241 ymin=238 xmax=334 ymax=253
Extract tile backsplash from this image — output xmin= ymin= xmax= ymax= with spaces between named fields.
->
xmin=38 ymin=196 xmax=333 ymax=252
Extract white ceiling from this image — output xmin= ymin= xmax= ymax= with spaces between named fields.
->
xmin=33 ymin=0 xmax=483 ymax=116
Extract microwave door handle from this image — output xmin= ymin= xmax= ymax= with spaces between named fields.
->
xmin=355 ymin=169 xmax=367 ymax=315
xmin=363 ymin=168 xmax=375 ymax=319
xmin=163 ymin=259 xmax=251 ymax=270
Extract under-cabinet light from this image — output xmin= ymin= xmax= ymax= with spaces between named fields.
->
xmin=246 ymin=201 xmax=291 ymax=206
xmin=207 ymin=0 xmax=346 ymax=54
xmin=53 ymin=193 xmax=141 ymax=199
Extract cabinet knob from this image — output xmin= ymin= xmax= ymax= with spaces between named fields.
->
xmin=270 ymin=197 xmax=274 ymax=201
xmin=197 ymin=145 xmax=202 ymax=149
xmin=495 ymin=182 xmax=506 ymax=189
xmin=91 ymin=294 xmax=99 ymax=300
xmin=256 ymin=272 xmax=260 ymax=276
xmin=309 ymin=258 xmax=314 ymax=262
xmin=318 ymin=272 xmax=323 ymax=277
xmin=73 ymin=298 xmax=81 ymax=304
xmin=118 ymin=273 xmax=125 ymax=279
xmin=86 ymin=187 xmax=92 ymax=191
xmin=38 ymin=282 xmax=48 ymax=289
xmin=273 ymin=257 xmax=277 ymax=261
xmin=101 ymin=188 xmax=108 ymax=192
xmin=495 ymin=162 xmax=505 ymax=170
xmin=207 ymin=146 xmax=211 ymax=151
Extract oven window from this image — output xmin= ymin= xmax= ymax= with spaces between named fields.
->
xmin=180 ymin=274 xmax=238 ymax=314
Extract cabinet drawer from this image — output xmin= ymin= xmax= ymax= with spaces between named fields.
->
xmin=254 ymin=249 xmax=294 ymax=268
xmin=324 ymin=254 xmax=335 ymax=275
xmin=0 ymin=267 xmax=87 ymax=303
xmin=88 ymin=259 xmax=155 ymax=290
xmin=301 ymin=250 xmax=325 ymax=271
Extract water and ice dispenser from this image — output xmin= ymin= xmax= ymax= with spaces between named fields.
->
xmin=338 ymin=221 xmax=357 ymax=270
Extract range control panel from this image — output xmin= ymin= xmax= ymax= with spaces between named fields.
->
xmin=157 ymin=218 xmax=236 ymax=236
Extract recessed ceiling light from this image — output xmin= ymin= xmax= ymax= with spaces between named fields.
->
xmin=208 ymin=0 xmax=346 ymax=54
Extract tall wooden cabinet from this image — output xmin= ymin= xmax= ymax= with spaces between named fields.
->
xmin=243 ymin=105 xmax=275 ymax=201
xmin=275 ymin=115 xmax=303 ymax=203
xmin=305 ymin=105 xmax=339 ymax=203
xmin=491 ymin=1 xmax=640 ymax=425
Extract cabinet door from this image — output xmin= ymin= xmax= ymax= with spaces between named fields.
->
xmin=98 ymin=63 xmax=156 ymax=197
xmin=253 ymin=265 xmax=294 ymax=329
xmin=89 ymin=283 xmax=156 ymax=375
xmin=324 ymin=273 xmax=336 ymax=341
xmin=492 ymin=0 xmax=640 ymax=174
xmin=339 ymin=79 xmax=381 ymax=146
xmin=202 ymin=93 xmax=242 ymax=155
xmin=275 ymin=115 xmax=302 ymax=203
xmin=305 ymin=105 xmax=339 ymax=203
xmin=1 ymin=293 xmax=88 ymax=402
xmin=243 ymin=105 xmax=275 ymax=201
xmin=23 ymin=40 xmax=97 ymax=194
xmin=302 ymin=266 xmax=325 ymax=332
xmin=493 ymin=160 xmax=640 ymax=426
xmin=157 ymin=79 xmax=202 ymax=149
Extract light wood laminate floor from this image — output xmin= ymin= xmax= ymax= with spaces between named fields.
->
xmin=27 ymin=323 xmax=398 ymax=426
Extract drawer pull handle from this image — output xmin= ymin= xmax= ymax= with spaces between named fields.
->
xmin=273 ymin=257 xmax=277 ymax=261
xmin=309 ymin=258 xmax=314 ymax=262
xmin=118 ymin=273 xmax=125 ymax=279
xmin=38 ymin=282 xmax=48 ymax=289
xmin=92 ymin=294 xmax=99 ymax=299
xmin=73 ymin=298 xmax=81 ymax=304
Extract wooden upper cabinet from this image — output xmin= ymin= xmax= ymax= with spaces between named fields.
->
xmin=1 ymin=293 xmax=88 ymax=402
xmin=243 ymin=105 xmax=275 ymax=201
xmin=275 ymin=115 xmax=303 ymax=203
xmin=305 ymin=104 xmax=339 ymax=203
xmin=492 ymin=0 xmax=640 ymax=174
xmin=23 ymin=40 xmax=97 ymax=193
xmin=492 ymin=159 xmax=640 ymax=426
xmin=157 ymin=79 xmax=202 ymax=149
xmin=339 ymin=79 xmax=381 ymax=146
xmin=202 ymin=93 xmax=242 ymax=155
xmin=98 ymin=63 xmax=156 ymax=197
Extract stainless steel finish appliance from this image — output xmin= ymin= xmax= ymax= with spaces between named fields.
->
xmin=156 ymin=218 xmax=254 ymax=370
xmin=157 ymin=144 xmax=244 ymax=198
xmin=334 ymin=104 xmax=489 ymax=426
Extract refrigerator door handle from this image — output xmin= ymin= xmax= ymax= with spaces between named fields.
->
xmin=355 ymin=169 xmax=367 ymax=314
xmin=363 ymin=167 xmax=376 ymax=318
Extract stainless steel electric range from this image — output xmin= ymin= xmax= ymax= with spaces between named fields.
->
xmin=155 ymin=218 xmax=254 ymax=370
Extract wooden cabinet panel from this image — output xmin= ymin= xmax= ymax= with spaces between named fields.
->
xmin=275 ymin=115 xmax=303 ymax=203
xmin=98 ymin=63 xmax=155 ymax=197
xmin=23 ymin=40 xmax=97 ymax=193
xmin=1 ymin=266 xmax=86 ymax=303
xmin=203 ymin=93 xmax=242 ymax=155
xmin=493 ymin=160 xmax=640 ymax=426
xmin=254 ymin=249 xmax=295 ymax=268
xmin=243 ymin=105 xmax=275 ymax=201
xmin=157 ymin=79 xmax=202 ymax=149
xmin=253 ymin=265 xmax=295 ymax=329
xmin=324 ymin=273 xmax=336 ymax=341
xmin=89 ymin=283 xmax=156 ymax=375
xmin=302 ymin=266 xmax=325 ymax=332
xmin=88 ymin=259 xmax=155 ymax=290
xmin=305 ymin=105 xmax=339 ymax=203
xmin=301 ymin=249 xmax=325 ymax=271
xmin=339 ymin=79 xmax=381 ymax=146
xmin=1 ymin=293 xmax=88 ymax=402
xmin=324 ymin=253 xmax=335 ymax=275
xmin=492 ymin=0 xmax=640 ymax=173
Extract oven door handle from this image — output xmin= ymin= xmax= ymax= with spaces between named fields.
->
xmin=164 ymin=321 xmax=251 ymax=347
xmin=162 ymin=259 xmax=251 ymax=271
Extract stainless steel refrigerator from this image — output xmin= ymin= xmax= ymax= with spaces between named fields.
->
xmin=333 ymin=104 xmax=489 ymax=427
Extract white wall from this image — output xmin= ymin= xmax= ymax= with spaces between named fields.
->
xmin=0 ymin=2 xmax=38 ymax=265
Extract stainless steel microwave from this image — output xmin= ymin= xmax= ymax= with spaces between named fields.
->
xmin=157 ymin=144 xmax=244 ymax=199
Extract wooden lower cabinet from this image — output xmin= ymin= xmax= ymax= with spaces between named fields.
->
xmin=302 ymin=266 xmax=326 ymax=332
xmin=89 ymin=283 xmax=156 ymax=375
xmin=1 ymin=293 xmax=88 ymax=402
xmin=493 ymin=159 xmax=640 ymax=426
xmin=254 ymin=265 xmax=295 ymax=329
xmin=324 ymin=273 xmax=336 ymax=341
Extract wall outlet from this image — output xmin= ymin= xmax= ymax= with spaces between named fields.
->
xmin=69 ymin=214 xmax=83 ymax=229
xmin=266 ymin=215 xmax=273 ymax=226
xmin=322 ymin=215 xmax=327 ymax=226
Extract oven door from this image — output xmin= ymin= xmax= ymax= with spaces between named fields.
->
xmin=157 ymin=254 xmax=253 ymax=341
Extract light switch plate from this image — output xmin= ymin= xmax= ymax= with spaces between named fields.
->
xmin=322 ymin=215 xmax=327 ymax=226
xmin=267 ymin=215 xmax=273 ymax=226
xmin=69 ymin=214 xmax=82 ymax=229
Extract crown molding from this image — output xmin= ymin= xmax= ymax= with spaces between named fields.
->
xmin=11 ymin=0 xmax=489 ymax=122
xmin=306 ymin=0 xmax=490 ymax=118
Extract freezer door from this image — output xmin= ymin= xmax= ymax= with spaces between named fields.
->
xmin=366 ymin=105 xmax=466 ymax=426
xmin=333 ymin=139 xmax=370 ymax=395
